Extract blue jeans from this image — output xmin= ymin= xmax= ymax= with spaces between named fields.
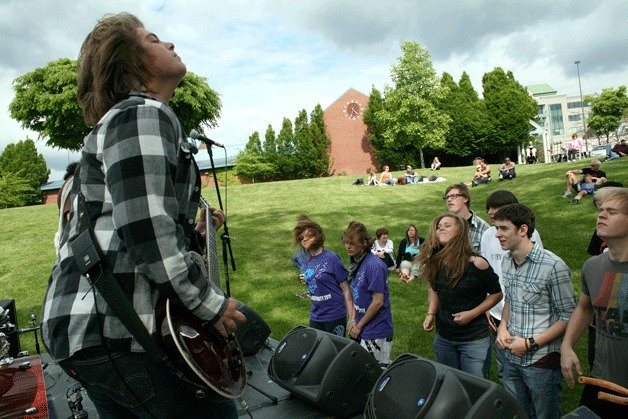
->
xmin=433 ymin=334 xmax=490 ymax=379
xmin=502 ymin=359 xmax=563 ymax=419
xmin=60 ymin=347 xmax=237 ymax=419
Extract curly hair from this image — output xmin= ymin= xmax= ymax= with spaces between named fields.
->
xmin=342 ymin=221 xmax=374 ymax=250
xmin=415 ymin=212 xmax=475 ymax=289
xmin=77 ymin=13 xmax=152 ymax=124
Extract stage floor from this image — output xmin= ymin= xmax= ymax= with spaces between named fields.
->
xmin=41 ymin=340 xmax=345 ymax=419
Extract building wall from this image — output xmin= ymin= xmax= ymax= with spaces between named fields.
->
xmin=535 ymin=93 xmax=595 ymax=150
xmin=323 ymin=88 xmax=378 ymax=176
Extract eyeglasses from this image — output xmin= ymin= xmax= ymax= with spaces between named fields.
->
xmin=443 ymin=193 xmax=464 ymax=200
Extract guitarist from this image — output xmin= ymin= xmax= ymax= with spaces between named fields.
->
xmin=41 ymin=13 xmax=245 ymax=418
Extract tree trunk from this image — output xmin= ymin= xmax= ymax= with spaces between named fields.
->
xmin=419 ymin=147 xmax=425 ymax=169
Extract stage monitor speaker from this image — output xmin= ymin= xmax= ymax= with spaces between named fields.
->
xmin=268 ymin=325 xmax=381 ymax=418
xmin=234 ymin=300 xmax=271 ymax=356
xmin=0 ymin=299 xmax=21 ymax=358
xmin=365 ymin=353 xmax=527 ymax=419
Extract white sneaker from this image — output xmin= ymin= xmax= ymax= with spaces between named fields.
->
xmin=563 ymin=192 xmax=573 ymax=198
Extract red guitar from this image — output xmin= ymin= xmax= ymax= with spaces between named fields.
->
xmin=155 ymin=298 xmax=246 ymax=400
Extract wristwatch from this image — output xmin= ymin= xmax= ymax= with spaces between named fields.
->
xmin=528 ymin=337 xmax=539 ymax=352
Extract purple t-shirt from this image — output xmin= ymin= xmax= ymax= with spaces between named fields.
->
xmin=302 ymin=249 xmax=349 ymax=322
xmin=351 ymin=252 xmax=393 ymax=339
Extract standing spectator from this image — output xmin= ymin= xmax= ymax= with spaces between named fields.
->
xmin=404 ymin=165 xmax=418 ymax=184
xmin=344 ymin=221 xmax=393 ymax=365
xmin=418 ymin=212 xmax=502 ymax=379
xmin=561 ymin=187 xmax=627 ymax=418
xmin=480 ymin=191 xmax=543 ymax=382
xmin=498 ymin=157 xmax=517 ymax=180
xmin=563 ymin=159 xmax=607 ymax=198
xmin=431 ymin=157 xmax=442 ymax=171
xmin=526 ymin=141 xmax=538 ymax=164
xmin=495 ymin=204 xmax=576 ymax=419
xmin=395 ymin=224 xmax=424 ymax=279
xmin=292 ymin=216 xmax=353 ymax=336
xmin=443 ymin=183 xmax=490 ymax=252
xmin=372 ymin=227 xmax=395 ymax=270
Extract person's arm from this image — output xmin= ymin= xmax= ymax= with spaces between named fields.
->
xmin=453 ymin=292 xmax=502 ymax=326
xmin=350 ymin=292 xmax=384 ymax=339
xmin=496 ymin=301 xmax=512 ymax=349
xmin=561 ymin=293 xmax=594 ymax=388
xmin=423 ymin=286 xmax=438 ymax=332
xmin=340 ymin=281 xmax=355 ymax=323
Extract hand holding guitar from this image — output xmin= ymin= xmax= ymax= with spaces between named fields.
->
xmin=214 ymin=298 xmax=246 ymax=338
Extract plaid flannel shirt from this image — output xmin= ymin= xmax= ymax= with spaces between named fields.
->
xmin=502 ymin=243 xmax=576 ymax=366
xmin=41 ymin=93 xmax=227 ymax=361
xmin=468 ymin=211 xmax=490 ymax=253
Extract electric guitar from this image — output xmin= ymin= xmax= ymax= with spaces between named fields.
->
xmin=155 ymin=297 xmax=246 ymax=400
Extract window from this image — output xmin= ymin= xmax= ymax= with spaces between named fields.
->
xmin=567 ymin=101 xmax=582 ymax=109
xmin=568 ymin=114 xmax=581 ymax=122
xmin=549 ymin=104 xmax=564 ymax=136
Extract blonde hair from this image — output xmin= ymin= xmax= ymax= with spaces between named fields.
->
xmin=594 ymin=187 xmax=628 ymax=213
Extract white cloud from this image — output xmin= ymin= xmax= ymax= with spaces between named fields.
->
xmin=1 ymin=0 xmax=626 ymax=180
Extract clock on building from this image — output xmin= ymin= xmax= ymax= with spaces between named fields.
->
xmin=344 ymin=100 xmax=363 ymax=120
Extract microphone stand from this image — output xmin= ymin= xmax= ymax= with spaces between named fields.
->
xmin=203 ymin=144 xmax=236 ymax=298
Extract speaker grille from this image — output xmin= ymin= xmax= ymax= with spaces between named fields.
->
xmin=271 ymin=327 xmax=319 ymax=381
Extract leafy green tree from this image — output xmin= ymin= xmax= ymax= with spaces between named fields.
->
xmin=363 ymin=86 xmax=387 ymax=166
xmin=0 ymin=171 xmax=33 ymax=208
xmin=293 ymin=109 xmax=316 ymax=178
xmin=262 ymin=124 xmax=277 ymax=158
xmin=438 ymin=72 xmax=490 ymax=159
xmin=234 ymin=151 xmax=276 ymax=183
xmin=482 ymin=68 xmax=537 ymax=156
xmin=376 ymin=41 xmax=450 ymax=168
xmin=275 ymin=118 xmax=296 ymax=179
xmin=0 ymin=139 xmax=49 ymax=205
xmin=585 ymin=85 xmax=628 ymax=143
xmin=244 ymin=131 xmax=263 ymax=155
xmin=10 ymin=59 xmax=221 ymax=150
xmin=308 ymin=104 xmax=331 ymax=177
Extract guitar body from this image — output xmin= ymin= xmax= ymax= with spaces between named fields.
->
xmin=155 ymin=298 xmax=246 ymax=400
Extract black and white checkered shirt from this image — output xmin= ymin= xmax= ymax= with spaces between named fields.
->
xmin=41 ymin=93 xmax=227 ymax=361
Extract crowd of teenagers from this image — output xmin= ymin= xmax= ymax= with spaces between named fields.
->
xmin=39 ymin=12 xmax=625 ymax=419
xmin=291 ymin=183 xmax=627 ymax=419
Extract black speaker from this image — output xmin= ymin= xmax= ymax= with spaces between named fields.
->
xmin=0 ymin=299 xmax=21 ymax=358
xmin=365 ymin=353 xmax=527 ymax=419
xmin=234 ymin=300 xmax=271 ymax=356
xmin=268 ymin=325 xmax=381 ymax=418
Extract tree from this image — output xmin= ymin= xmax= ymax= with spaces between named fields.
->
xmin=275 ymin=118 xmax=296 ymax=179
xmin=308 ymin=104 xmax=331 ymax=177
xmin=0 ymin=171 xmax=33 ymax=208
xmin=482 ymin=68 xmax=537 ymax=156
xmin=10 ymin=58 xmax=222 ymax=151
xmin=244 ymin=131 xmax=263 ymax=155
xmin=363 ymin=86 xmax=387 ymax=166
xmin=374 ymin=41 xmax=450 ymax=168
xmin=438 ymin=72 xmax=490 ymax=161
xmin=234 ymin=151 xmax=276 ymax=183
xmin=585 ymin=85 xmax=628 ymax=143
xmin=0 ymin=138 xmax=49 ymax=205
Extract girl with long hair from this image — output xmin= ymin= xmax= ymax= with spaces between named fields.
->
xmin=416 ymin=213 xmax=502 ymax=378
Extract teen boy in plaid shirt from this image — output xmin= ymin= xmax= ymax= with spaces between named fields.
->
xmin=495 ymin=204 xmax=576 ymax=418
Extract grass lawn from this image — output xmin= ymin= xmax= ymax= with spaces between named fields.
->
xmin=1 ymin=156 xmax=626 ymax=413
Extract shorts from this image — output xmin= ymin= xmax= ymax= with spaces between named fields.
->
xmin=360 ymin=337 xmax=393 ymax=366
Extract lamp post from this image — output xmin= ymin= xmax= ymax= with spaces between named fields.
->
xmin=575 ymin=60 xmax=588 ymax=155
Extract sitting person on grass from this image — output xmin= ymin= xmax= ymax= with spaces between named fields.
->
xmin=379 ymin=165 xmax=395 ymax=186
xmin=563 ymin=159 xmax=606 ymax=198
xmin=470 ymin=159 xmax=491 ymax=187
xmin=568 ymin=175 xmax=606 ymax=205
xmin=366 ymin=170 xmax=380 ymax=186
xmin=498 ymin=157 xmax=516 ymax=180
xmin=431 ymin=157 xmax=442 ymax=171
xmin=404 ymin=165 xmax=418 ymax=184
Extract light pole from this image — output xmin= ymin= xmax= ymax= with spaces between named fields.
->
xmin=575 ymin=60 xmax=588 ymax=154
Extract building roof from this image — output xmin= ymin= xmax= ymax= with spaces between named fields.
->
xmin=526 ymin=84 xmax=558 ymax=97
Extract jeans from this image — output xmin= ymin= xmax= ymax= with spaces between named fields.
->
xmin=502 ymin=359 xmax=563 ymax=419
xmin=433 ymin=334 xmax=490 ymax=379
xmin=60 ymin=347 xmax=237 ymax=419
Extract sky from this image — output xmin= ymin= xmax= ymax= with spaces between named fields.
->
xmin=1 ymin=0 xmax=626 ymax=181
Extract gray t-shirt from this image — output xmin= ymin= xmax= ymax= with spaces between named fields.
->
xmin=581 ymin=252 xmax=628 ymax=387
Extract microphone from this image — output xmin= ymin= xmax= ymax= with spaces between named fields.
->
xmin=190 ymin=129 xmax=224 ymax=148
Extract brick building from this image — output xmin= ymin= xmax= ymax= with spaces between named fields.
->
xmin=323 ymin=88 xmax=378 ymax=176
